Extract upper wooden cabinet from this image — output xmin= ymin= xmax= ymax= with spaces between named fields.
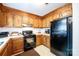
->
xmin=38 ymin=19 xmax=43 ymax=28
xmin=22 ymin=16 xmax=28 ymax=25
xmin=33 ymin=17 xmax=43 ymax=28
xmin=43 ymin=19 xmax=51 ymax=28
xmin=7 ymin=13 xmax=14 ymax=27
xmin=22 ymin=16 xmax=34 ymax=26
xmin=33 ymin=19 xmax=39 ymax=28
xmin=28 ymin=17 xmax=34 ymax=25
xmin=0 ymin=12 xmax=7 ymax=27
xmin=14 ymin=15 xmax=22 ymax=27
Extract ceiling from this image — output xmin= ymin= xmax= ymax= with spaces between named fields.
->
xmin=3 ymin=3 xmax=66 ymax=16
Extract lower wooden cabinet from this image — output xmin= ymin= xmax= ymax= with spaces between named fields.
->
xmin=42 ymin=35 xmax=50 ymax=48
xmin=12 ymin=37 xmax=24 ymax=55
xmin=7 ymin=39 xmax=13 ymax=56
xmin=2 ymin=46 xmax=8 ymax=56
xmin=0 ymin=39 xmax=12 ymax=56
xmin=36 ymin=35 xmax=43 ymax=46
xmin=0 ymin=37 xmax=24 ymax=56
xmin=36 ymin=35 xmax=50 ymax=48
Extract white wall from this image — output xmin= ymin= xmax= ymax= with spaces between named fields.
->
xmin=73 ymin=3 xmax=79 ymax=56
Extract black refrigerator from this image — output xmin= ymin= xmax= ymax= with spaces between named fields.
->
xmin=50 ymin=16 xmax=72 ymax=56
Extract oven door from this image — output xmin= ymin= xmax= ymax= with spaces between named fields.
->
xmin=24 ymin=36 xmax=36 ymax=51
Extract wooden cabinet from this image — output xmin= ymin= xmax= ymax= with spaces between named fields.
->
xmin=2 ymin=39 xmax=12 ymax=56
xmin=33 ymin=16 xmax=43 ymax=28
xmin=43 ymin=19 xmax=47 ymax=28
xmin=36 ymin=35 xmax=43 ymax=46
xmin=22 ymin=16 xmax=34 ymax=27
xmin=22 ymin=16 xmax=28 ymax=25
xmin=42 ymin=35 xmax=50 ymax=48
xmin=7 ymin=13 xmax=14 ymax=27
xmin=0 ymin=12 xmax=7 ymax=27
xmin=0 ymin=37 xmax=24 ymax=56
xmin=0 ymin=39 xmax=12 ymax=56
xmin=14 ymin=15 xmax=22 ymax=27
xmin=7 ymin=39 xmax=13 ymax=56
xmin=43 ymin=19 xmax=51 ymax=28
xmin=33 ymin=19 xmax=39 ymax=28
xmin=36 ymin=35 xmax=50 ymax=48
xmin=46 ymin=36 xmax=50 ymax=48
xmin=33 ymin=19 xmax=43 ymax=28
xmin=28 ymin=17 xmax=34 ymax=25
xmin=12 ymin=37 xmax=24 ymax=54
xmin=38 ymin=19 xmax=43 ymax=28
xmin=2 ymin=46 xmax=8 ymax=56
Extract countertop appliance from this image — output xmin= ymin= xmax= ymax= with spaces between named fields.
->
xmin=22 ymin=31 xmax=36 ymax=51
xmin=50 ymin=16 xmax=72 ymax=56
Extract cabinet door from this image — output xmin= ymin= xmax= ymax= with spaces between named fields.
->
xmin=14 ymin=15 xmax=22 ymax=27
xmin=38 ymin=19 xmax=43 ymax=28
xmin=28 ymin=17 xmax=33 ymax=25
xmin=0 ymin=12 xmax=7 ymax=27
xmin=0 ymin=39 xmax=12 ymax=56
xmin=42 ymin=35 xmax=46 ymax=45
xmin=36 ymin=35 xmax=42 ymax=46
xmin=42 ymin=35 xmax=50 ymax=48
xmin=46 ymin=36 xmax=50 ymax=48
xmin=2 ymin=47 xmax=8 ymax=56
xmin=43 ymin=19 xmax=50 ymax=28
xmin=7 ymin=39 xmax=12 ymax=56
xmin=43 ymin=19 xmax=46 ymax=28
xmin=7 ymin=13 xmax=14 ymax=27
xmin=12 ymin=37 xmax=24 ymax=54
xmin=46 ymin=20 xmax=50 ymax=28
xmin=22 ymin=16 xmax=28 ymax=25
xmin=33 ymin=19 xmax=39 ymax=28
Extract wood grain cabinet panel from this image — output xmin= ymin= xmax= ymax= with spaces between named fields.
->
xmin=43 ymin=19 xmax=47 ymax=28
xmin=7 ymin=13 xmax=14 ymax=27
xmin=46 ymin=36 xmax=50 ymax=48
xmin=33 ymin=18 xmax=43 ymax=28
xmin=2 ymin=46 xmax=8 ymax=56
xmin=33 ymin=19 xmax=39 ymax=28
xmin=12 ymin=37 xmax=24 ymax=54
xmin=0 ymin=12 xmax=7 ymax=27
xmin=14 ymin=15 xmax=22 ymax=27
xmin=36 ymin=35 xmax=43 ymax=46
xmin=0 ymin=39 xmax=12 ymax=56
xmin=38 ymin=19 xmax=43 ymax=28
xmin=22 ymin=16 xmax=28 ymax=24
xmin=28 ymin=17 xmax=34 ymax=25
xmin=7 ymin=39 xmax=13 ymax=56
xmin=42 ymin=35 xmax=50 ymax=48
